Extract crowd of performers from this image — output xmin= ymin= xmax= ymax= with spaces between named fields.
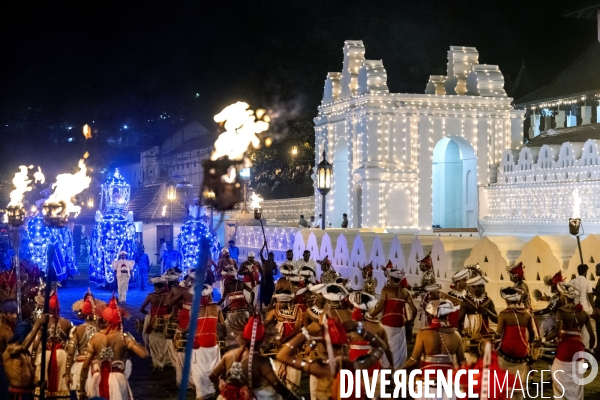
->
xmin=0 ymin=250 xmax=598 ymax=400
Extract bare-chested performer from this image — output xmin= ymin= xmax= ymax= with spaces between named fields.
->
xmin=78 ymin=295 xmax=147 ymax=400
xmin=3 ymin=315 xmax=49 ymax=400
xmin=219 ymin=271 xmax=254 ymax=349
xmin=369 ymin=268 xmax=417 ymax=369
xmin=66 ymin=290 xmax=105 ymax=392
xmin=0 ymin=300 xmax=19 ymax=395
xmin=139 ymin=277 xmax=171 ymax=372
xmin=507 ymin=262 xmax=532 ymax=310
xmin=32 ymin=291 xmax=72 ymax=399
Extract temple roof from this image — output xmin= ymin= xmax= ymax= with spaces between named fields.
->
xmin=563 ymin=1 xmax=600 ymax=18
xmin=506 ymin=61 xmax=538 ymax=101
xmin=516 ymin=41 xmax=600 ymax=106
xmin=525 ymin=122 xmax=600 ymax=147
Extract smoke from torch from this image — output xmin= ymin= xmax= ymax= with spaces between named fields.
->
xmin=45 ymin=159 xmax=91 ymax=217
xmin=573 ymin=188 xmax=582 ymax=218
xmin=211 ymin=102 xmax=269 ymax=161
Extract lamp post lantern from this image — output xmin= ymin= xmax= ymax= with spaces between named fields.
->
xmin=316 ymin=150 xmax=332 ymax=231
xmin=167 ymin=184 xmax=176 ymax=243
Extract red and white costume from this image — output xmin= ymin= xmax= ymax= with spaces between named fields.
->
xmin=379 ymin=268 xmax=408 ymax=369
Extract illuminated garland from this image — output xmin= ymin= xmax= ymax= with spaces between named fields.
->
xmin=178 ymin=218 xmax=219 ymax=277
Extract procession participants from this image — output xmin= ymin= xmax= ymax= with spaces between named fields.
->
xmin=303 ymin=284 xmax=327 ymax=326
xmin=322 ymin=284 xmax=352 ymax=324
xmin=318 ymin=256 xmax=338 ymax=284
xmin=32 ymin=292 xmax=72 ymax=399
xmin=534 ymin=271 xmax=563 ymax=337
xmin=217 ymin=248 xmax=237 ymax=294
xmin=295 ymin=250 xmax=316 ymax=277
xmin=496 ymin=287 xmax=536 ymax=399
xmin=276 ymin=316 xmax=387 ymax=400
xmin=239 ymin=252 xmax=261 ymax=309
xmin=507 ymin=262 xmax=532 ymax=310
xmin=279 ymin=250 xmax=296 ymax=281
xmin=457 ymin=274 xmax=498 ymax=348
xmin=3 ymin=315 xmax=49 ymax=400
xmin=66 ymin=291 xmax=105 ymax=392
xmin=165 ymin=270 xmax=195 ymax=390
xmin=139 ymin=277 xmax=171 ymax=372
xmin=358 ymin=263 xmax=376 ymax=295
xmin=78 ymin=296 xmax=148 ymax=400
xmin=569 ymin=264 xmax=595 ymax=348
xmin=544 ymin=283 xmax=596 ymax=400
xmin=369 ymin=268 xmax=417 ymax=369
xmin=186 ymin=284 xmax=224 ymax=400
xmin=446 ymin=269 xmax=471 ymax=328
xmin=401 ymin=299 xmax=464 ymax=400
xmin=346 ymin=291 xmax=393 ymax=398
xmin=412 ymin=254 xmax=436 ymax=292
xmin=420 ymin=284 xmax=443 ymax=328
xmin=0 ymin=299 xmax=19 ymax=394
xmin=274 ymin=263 xmax=294 ymax=294
xmin=259 ymin=242 xmax=277 ymax=311
xmin=298 ymin=264 xmax=317 ymax=287
xmin=265 ymin=291 xmax=303 ymax=392
xmin=209 ymin=315 xmax=302 ymax=400
xmin=111 ymin=251 xmax=134 ymax=304
xmin=218 ymin=273 xmax=254 ymax=349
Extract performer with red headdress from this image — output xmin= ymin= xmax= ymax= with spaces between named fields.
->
xmin=32 ymin=288 xmax=72 ymax=399
xmin=369 ymin=268 xmax=416 ymax=369
xmin=533 ymin=271 xmax=563 ymax=338
xmin=78 ymin=294 xmax=147 ymax=400
xmin=358 ymin=263 xmax=376 ymax=295
xmin=210 ymin=315 xmax=302 ymax=400
xmin=544 ymin=282 xmax=596 ymax=400
xmin=66 ymin=290 xmax=105 ymax=392
xmin=318 ymin=256 xmax=338 ymax=285
xmin=507 ymin=262 xmax=532 ymax=310
xmin=412 ymin=254 xmax=436 ymax=292
xmin=185 ymin=283 xmax=224 ymax=400
xmin=139 ymin=277 xmax=171 ymax=372
xmin=401 ymin=299 xmax=464 ymax=400
xmin=276 ymin=314 xmax=387 ymax=400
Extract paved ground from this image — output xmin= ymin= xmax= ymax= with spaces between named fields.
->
xmin=57 ymin=259 xmax=600 ymax=399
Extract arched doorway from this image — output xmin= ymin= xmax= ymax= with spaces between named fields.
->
xmin=432 ymin=136 xmax=477 ymax=228
xmin=332 ymin=137 xmax=349 ymax=228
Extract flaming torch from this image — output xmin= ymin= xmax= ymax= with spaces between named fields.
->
xmin=5 ymin=165 xmax=45 ymax=321
xmin=251 ymin=192 xmax=268 ymax=253
xmin=569 ymin=188 xmax=584 ymax=264
xmin=179 ymin=102 xmax=269 ymax=400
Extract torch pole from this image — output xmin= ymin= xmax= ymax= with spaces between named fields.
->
xmin=39 ymin=241 xmax=55 ymax=400
xmin=178 ymin=235 xmax=209 ymax=400
xmin=576 ymin=236 xmax=584 ymax=265
xmin=12 ymin=228 xmax=22 ymax=321
xmin=259 ymin=219 xmax=269 ymax=255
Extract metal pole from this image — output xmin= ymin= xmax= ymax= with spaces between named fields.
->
xmin=178 ymin=235 xmax=209 ymax=400
xmin=259 ymin=219 xmax=269 ymax=254
xmin=39 ymin=241 xmax=55 ymax=400
xmin=12 ymin=228 xmax=22 ymax=321
xmin=241 ymin=181 xmax=248 ymax=214
xmin=576 ymin=236 xmax=584 ymax=265
xmin=170 ymin=201 xmax=173 ymax=244
xmin=321 ymin=194 xmax=326 ymax=230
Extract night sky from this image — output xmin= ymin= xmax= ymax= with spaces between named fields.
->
xmin=0 ymin=0 xmax=596 ymax=186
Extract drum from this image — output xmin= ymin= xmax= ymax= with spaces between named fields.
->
xmin=135 ymin=319 xmax=145 ymax=333
xmin=164 ymin=320 xmax=178 ymax=339
xmin=175 ymin=338 xmax=187 ymax=352
xmin=530 ymin=341 xmax=543 ymax=361
xmin=154 ymin=316 xmax=166 ymax=331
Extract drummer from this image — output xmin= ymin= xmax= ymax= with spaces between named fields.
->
xmin=139 ymin=276 xmax=171 ymax=372
xmin=218 ymin=270 xmax=253 ymax=349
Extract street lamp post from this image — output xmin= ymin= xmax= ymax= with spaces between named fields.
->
xmin=240 ymin=167 xmax=251 ymax=214
xmin=167 ymin=184 xmax=176 ymax=243
xmin=316 ymin=151 xmax=332 ymax=231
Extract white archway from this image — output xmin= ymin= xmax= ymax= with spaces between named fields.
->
xmin=332 ymin=137 xmax=349 ymax=228
xmin=432 ymin=136 xmax=477 ymax=228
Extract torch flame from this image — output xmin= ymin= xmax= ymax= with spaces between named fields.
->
xmin=34 ymin=166 xmax=45 ymax=184
xmin=8 ymin=166 xmax=32 ymax=208
xmin=250 ymin=192 xmax=263 ymax=209
xmin=83 ymin=124 xmax=92 ymax=139
xmin=45 ymin=159 xmax=92 ymax=218
xmin=573 ymin=188 xmax=582 ymax=219
xmin=211 ymin=102 xmax=269 ymax=161
xmin=222 ymin=166 xmax=237 ymax=184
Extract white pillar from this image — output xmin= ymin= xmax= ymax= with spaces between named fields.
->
xmin=567 ymin=113 xmax=577 ymax=127
xmin=582 ymin=106 xmax=592 ymax=125
xmin=597 ymin=106 xmax=600 ymax=123
xmin=555 ymin=110 xmax=566 ymax=128
xmin=531 ymin=113 xmax=540 ymax=137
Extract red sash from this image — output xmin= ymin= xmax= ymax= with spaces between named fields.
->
xmin=100 ymin=361 xmax=111 ymax=399
xmin=48 ymin=343 xmax=62 ymax=393
xmin=448 ymin=309 xmax=460 ymax=328
xmin=228 ymin=291 xmax=247 ymax=310
xmin=347 ymin=341 xmax=380 ymax=399
xmin=151 ymin=305 xmax=168 ymax=317
xmin=382 ymin=298 xmax=406 ymax=327
xmin=178 ymin=302 xmax=192 ymax=330
xmin=500 ymin=326 xmax=529 ymax=359
xmin=194 ymin=316 xmax=218 ymax=348
xmin=556 ymin=333 xmax=584 ymax=362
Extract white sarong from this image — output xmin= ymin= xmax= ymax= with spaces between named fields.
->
xmin=88 ymin=366 xmax=133 ymax=400
xmin=70 ymin=359 xmax=93 ymax=392
xmin=35 ymin=348 xmax=70 ymax=398
xmin=149 ymin=330 xmax=171 ymax=368
xmin=167 ymin=339 xmax=194 ymax=389
xmin=192 ymin=345 xmax=221 ymax=399
xmin=118 ymin=273 xmax=130 ymax=302
xmin=273 ymin=359 xmax=301 ymax=391
xmin=254 ymin=385 xmax=283 ymax=400
xmin=382 ymin=325 xmax=406 ymax=369
xmin=552 ymin=358 xmax=584 ymax=400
